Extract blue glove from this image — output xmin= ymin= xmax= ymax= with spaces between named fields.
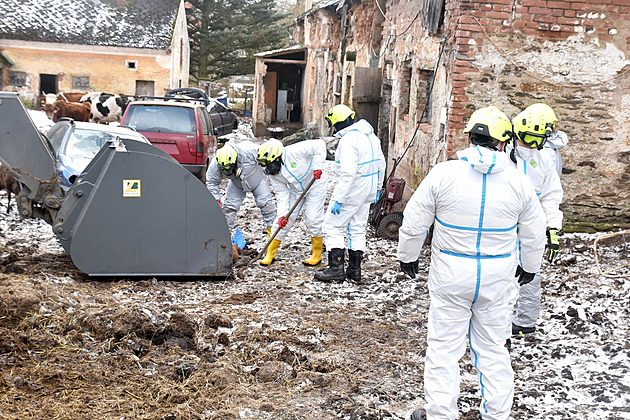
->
xmin=231 ymin=227 xmax=247 ymax=250
xmin=331 ymin=201 xmax=342 ymax=215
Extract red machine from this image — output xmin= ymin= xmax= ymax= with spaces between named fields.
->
xmin=369 ymin=159 xmax=406 ymax=240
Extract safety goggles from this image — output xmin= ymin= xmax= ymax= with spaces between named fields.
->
xmin=517 ymin=130 xmax=550 ymax=149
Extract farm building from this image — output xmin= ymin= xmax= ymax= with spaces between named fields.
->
xmin=253 ymin=0 xmax=630 ymax=229
xmin=0 ymin=0 xmax=190 ymax=107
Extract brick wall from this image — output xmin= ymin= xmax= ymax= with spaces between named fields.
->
xmin=446 ymin=0 xmax=630 ymax=228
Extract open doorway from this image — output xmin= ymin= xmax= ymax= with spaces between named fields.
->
xmin=39 ymin=74 xmax=58 ymax=94
xmin=255 ymin=48 xmax=306 ymax=136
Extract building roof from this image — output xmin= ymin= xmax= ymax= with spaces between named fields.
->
xmin=0 ymin=0 xmax=181 ymax=50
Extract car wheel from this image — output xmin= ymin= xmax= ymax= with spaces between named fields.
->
xmin=198 ymin=160 xmax=209 ymax=185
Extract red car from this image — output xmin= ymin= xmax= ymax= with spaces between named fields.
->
xmin=120 ymin=100 xmax=216 ymax=181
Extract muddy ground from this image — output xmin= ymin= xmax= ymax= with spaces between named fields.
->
xmin=1 ymin=139 xmax=629 ymax=419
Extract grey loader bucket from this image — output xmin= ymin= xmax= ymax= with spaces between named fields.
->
xmin=0 ymin=92 xmax=232 ymax=277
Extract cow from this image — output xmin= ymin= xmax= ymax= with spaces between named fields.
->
xmin=51 ymin=100 xmax=92 ymax=123
xmin=0 ymin=164 xmax=20 ymax=214
xmin=57 ymin=92 xmax=87 ymax=102
xmin=40 ymin=103 xmax=55 ymax=119
xmin=42 ymin=92 xmax=57 ymax=104
xmin=80 ymin=92 xmax=130 ymax=124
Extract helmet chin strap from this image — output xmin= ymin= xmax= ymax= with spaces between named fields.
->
xmin=510 ymin=145 xmax=518 ymax=164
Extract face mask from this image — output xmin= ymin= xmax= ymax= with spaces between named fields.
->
xmin=515 ymin=145 xmax=536 ymax=160
xmin=219 ymin=164 xmax=237 ymax=177
xmin=263 ymin=159 xmax=282 ymax=175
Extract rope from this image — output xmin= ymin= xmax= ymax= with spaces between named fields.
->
xmin=593 ymin=230 xmax=630 ymax=278
xmin=461 ymin=15 xmax=630 ymax=88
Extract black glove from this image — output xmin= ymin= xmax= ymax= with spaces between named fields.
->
xmin=400 ymin=260 xmax=419 ymax=279
xmin=515 ymin=265 xmax=535 ymax=286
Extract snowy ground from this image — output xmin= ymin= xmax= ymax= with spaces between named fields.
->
xmin=0 ymin=120 xmax=629 ymax=419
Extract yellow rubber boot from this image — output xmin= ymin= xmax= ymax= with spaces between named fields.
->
xmin=267 ymin=227 xmax=272 ymax=238
xmin=303 ymin=236 xmax=323 ymax=266
xmin=260 ymin=239 xmax=281 ymax=265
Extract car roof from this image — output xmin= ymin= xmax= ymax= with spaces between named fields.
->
xmin=126 ymin=100 xmax=205 ymax=109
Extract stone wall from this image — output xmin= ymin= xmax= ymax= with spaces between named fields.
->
xmin=446 ymin=0 xmax=630 ymax=229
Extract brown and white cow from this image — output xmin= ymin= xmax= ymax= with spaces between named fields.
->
xmin=80 ymin=92 xmax=130 ymax=124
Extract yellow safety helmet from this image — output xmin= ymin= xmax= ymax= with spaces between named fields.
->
xmin=325 ymin=104 xmax=356 ymax=128
xmin=463 ymin=106 xmax=514 ymax=147
xmin=257 ymin=139 xmax=284 ymax=165
xmin=525 ymin=103 xmax=558 ymax=131
xmin=513 ymin=105 xmax=553 ymax=149
xmin=216 ymin=144 xmax=238 ymax=168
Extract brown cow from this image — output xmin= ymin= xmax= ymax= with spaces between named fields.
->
xmin=57 ymin=92 xmax=87 ymax=102
xmin=40 ymin=103 xmax=55 ymax=119
xmin=0 ymin=164 xmax=20 ymax=213
xmin=52 ymin=100 xmax=92 ymax=123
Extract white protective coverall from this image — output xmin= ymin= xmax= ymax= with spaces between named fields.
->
xmin=542 ymin=130 xmax=569 ymax=177
xmin=398 ymin=145 xmax=546 ymax=419
xmin=325 ymin=119 xmax=385 ymax=251
xmin=506 ymin=144 xmax=563 ymax=331
xmin=206 ymin=141 xmax=276 ymax=231
xmin=268 ymin=139 xmax=327 ymax=241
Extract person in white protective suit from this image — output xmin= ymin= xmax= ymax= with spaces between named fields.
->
xmin=540 ymin=107 xmax=569 ymax=177
xmin=256 ymin=138 xmax=327 ymax=266
xmin=398 ymin=106 xmax=546 ymax=420
xmin=507 ymin=103 xmax=563 ymax=338
xmin=206 ymin=141 xmax=276 ymax=235
xmin=314 ymin=104 xmax=385 ymax=283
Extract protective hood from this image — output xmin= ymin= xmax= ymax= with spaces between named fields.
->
xmin=545 ymin=130 xmax=568 ymax=149
xmin=335 ymin=119 xmax=373 ymax=138
xmin=456 ymin=145 xmax=509 ymax=174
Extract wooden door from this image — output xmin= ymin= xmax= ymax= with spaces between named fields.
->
xmin=263 ymin=71 xmax=278 ymax=122
xmin=352 ymin=67 xmax=381 ymax=133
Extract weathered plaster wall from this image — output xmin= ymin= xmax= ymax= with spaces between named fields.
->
xmin=170 ymin=0 xmax=190 ymax=90
xmin=376 ymin=0 xmax=449 ymax=206
xmin=0 ymin=41 xmax=172 ymax=103
xmin=446 ymin=0 xmax=630 ymax=228
xmin=301 ymin=8 xmax=342 ymax=134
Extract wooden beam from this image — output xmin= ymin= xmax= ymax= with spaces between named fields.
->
xmin=260 ymin=58 xmax=306 ymax=65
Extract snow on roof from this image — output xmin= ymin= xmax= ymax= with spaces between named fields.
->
xmin=0 ymin=0 xmax=180 ymax=50
xmin=255 ymin=44 xmax=306 ymax=58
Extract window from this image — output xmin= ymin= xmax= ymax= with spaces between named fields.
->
xmin=124 ymin=104 xmax=196 ymax=134
xmin=198 ymin=108 xmax=209 ymax=135
xmin=417 ymin=69 xmax=434 ymax=123
xmin=126 ymin=60 xmax=138 ymax=70
xmin=9 ymin=71 xmax=27 ymax=86
xmin=423 ymin=0 xmax=446 ymax=34
xmin=399 ymin=62 xmax=412 ymax=115
xmin=72 ymin=76 xmax=90 ymax=89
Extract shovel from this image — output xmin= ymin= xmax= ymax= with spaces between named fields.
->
xmin=253 ymin=177 xmax=317 ymax=262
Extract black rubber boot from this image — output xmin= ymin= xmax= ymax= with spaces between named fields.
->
xmin=346 ymin=249 xmax=363 ymax=282
xmin=314 ymin=248 xmax=345 ymax=282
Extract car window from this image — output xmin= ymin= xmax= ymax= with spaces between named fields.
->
xmin=64 ymin=129 xmax=113 ymax=158
xmin=201 ymin=108 xmax=214 ymax=133
xmin=47 ymin=124 xmax=68 ymax=151
xmin=198 ymin=108 xmax=209 ymax=135
xmin=210 ymin=103 xmax=223 ymax=114
xmin=124 ymin=105 xmax=197 ymax=134
xmin=63 ymin=128 xmax=145 ymax=158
